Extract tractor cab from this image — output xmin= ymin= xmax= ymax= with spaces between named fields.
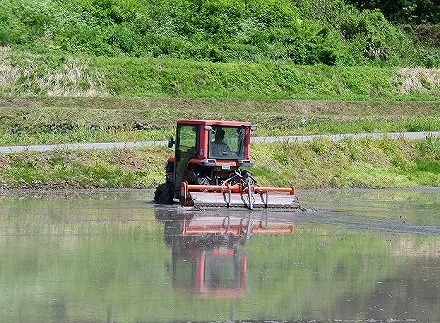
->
xmin=171 ymin=119 xmax=254 ymax=188
xmin=154 ymin=120 xmax=256 ymax=205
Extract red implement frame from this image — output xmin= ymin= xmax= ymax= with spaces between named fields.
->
xmin=180 ymin=181 xmax=299 ymax=209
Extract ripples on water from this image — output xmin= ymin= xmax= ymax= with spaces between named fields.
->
xmin=0 ymin=188 xmax=439 ymax=322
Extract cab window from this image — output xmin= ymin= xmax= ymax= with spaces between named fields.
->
xmin=175 ymin=125 xmax=198 ymax=185
xmin=209 ymin=126 xmax=245 ymax=159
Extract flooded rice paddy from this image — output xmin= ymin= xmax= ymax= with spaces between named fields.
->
xmin=1 ymin=188 xmax=439 ymax=322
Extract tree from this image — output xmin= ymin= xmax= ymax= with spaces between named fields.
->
xmin=346 ymin=0 xmax=440 ymax=24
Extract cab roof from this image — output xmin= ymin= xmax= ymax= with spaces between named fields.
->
xmin=177 ymin=119 xmax=252 ymax=127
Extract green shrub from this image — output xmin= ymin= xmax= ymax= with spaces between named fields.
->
xmin=1 ymin=0 xmax=438 ymax=67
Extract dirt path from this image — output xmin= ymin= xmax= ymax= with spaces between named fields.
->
xmin=0 ymin=131 xmax=438 ymax=154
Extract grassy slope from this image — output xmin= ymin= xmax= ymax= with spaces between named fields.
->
xmin=0 ymin=96 xmax=439 ymax=145
xmin=1 ymin=51 xmax=439 ymax=100
xmin=0 ymin=19 xmax=439 ymax=189
xmin=0 ymin=95 xmax=439 ymax=189
xmin=0 ymin=52 xmax=439 ymax=189
xmin=0 ymin=137 xmax=438 ymax=189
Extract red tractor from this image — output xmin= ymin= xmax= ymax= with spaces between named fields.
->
xmin=154 ymin=119 xmax=300 ymax=209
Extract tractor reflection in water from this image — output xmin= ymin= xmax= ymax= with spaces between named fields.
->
xmin=155 ymin=209 xmax=294 ymax=297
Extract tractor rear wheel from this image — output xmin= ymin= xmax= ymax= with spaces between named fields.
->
xmin=154 ymin=183 xmax=175 ymax=204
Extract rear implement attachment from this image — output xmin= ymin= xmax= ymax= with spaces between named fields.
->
xmin=180 ymin=181 xmax=300 ymax=210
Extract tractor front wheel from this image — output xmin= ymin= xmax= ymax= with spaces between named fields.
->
xmin=154 ymin=183 xmax=175 ymax=204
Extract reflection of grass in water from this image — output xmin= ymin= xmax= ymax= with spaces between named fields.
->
xmin=2 ymin=219 xmax=170 ymax=322
xmin=1 ymin=191 xmax=438 ymax=321
xmin=243 ymin=230 xmax=394 ymax=319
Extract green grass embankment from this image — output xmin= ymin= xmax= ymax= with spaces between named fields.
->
xmin=0 ymin=137 xmax=438 ymax=189
xmin=0 ymin=96 xmax=439 ymax=189
xmin=1 ymin=51 xmax=439 ymax=100
xmin=1 ymin=97 xmax=439 ymax=145
xmin=1 ymin=0 xmax=438 ymax=190
xmin=1 ymin=52 xmax=439 ymax=190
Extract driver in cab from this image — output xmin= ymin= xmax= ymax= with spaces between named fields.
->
xmin=211 ymin=128 xmax=232 ymax=157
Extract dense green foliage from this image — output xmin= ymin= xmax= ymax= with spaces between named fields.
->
xmin=346 ymin=0 xmax=440 ymax=51
xmin=0 ymin=0 xmax=438 ymax=66
xmin=0 ymin=0 xmax=438 ymax=103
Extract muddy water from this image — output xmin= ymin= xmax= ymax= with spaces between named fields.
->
xmin=0 ymin=188 xmax=439 ymax=322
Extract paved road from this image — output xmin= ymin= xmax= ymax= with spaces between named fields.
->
xmin=0 ymin=131 xmax=438 ymax=154
xmin=252 ymin=131 xmax=440 ymax=143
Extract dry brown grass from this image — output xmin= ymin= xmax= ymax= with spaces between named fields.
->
xmin=44 ymin=58 xmax=108 ymax=97
xmin=393 ymin=67 xmax=440 ymax=94
xmin=0 ymin=51 xmax=108 ymax=97
xmin=0 ymin=48 xmax=21 ymax=89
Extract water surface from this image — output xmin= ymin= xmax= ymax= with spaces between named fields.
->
xmin=1 ymin=188 xmax=439 ymax=322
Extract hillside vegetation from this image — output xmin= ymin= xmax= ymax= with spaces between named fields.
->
xmin=0 ymin=0 xmax=439 ymax=189
xmin=0 ymin=0 xmax=439 ymax=66
xmin=1 ymin=0 xmax=439 ymax=100
xmin=0 ymin=97 xmax=439 ymax=146
xmin=1 ymin=50 xmax=439 ymax=100
xmin=0 ymin=137 xmax=438 ymax=189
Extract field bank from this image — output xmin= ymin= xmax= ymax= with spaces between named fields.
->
xmin=0 ymin=137 xmax=438 ymax=189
